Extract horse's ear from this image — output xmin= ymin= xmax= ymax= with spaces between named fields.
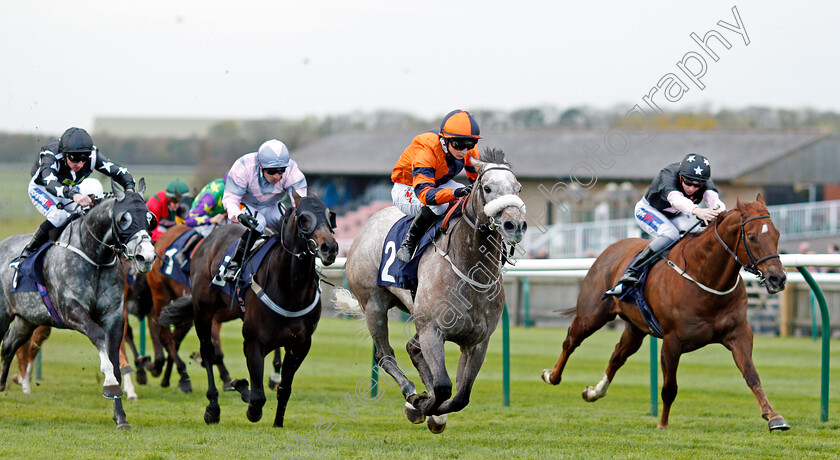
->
xmin=756 ymin=193 xmax=766 ymax=205
xmin=112 ymin=178 xmax=126 ymax=201
xmin=136 ymin=178 xmax=146 ymax=196
xmin=736 ymin=197 xmax=746 ymax=213
xmin=472 ymin=157 xmax=487 ymax=173
xmin=291 ymin=188 xmax=302 ymax=207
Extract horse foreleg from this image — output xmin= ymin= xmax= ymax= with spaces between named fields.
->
xmin=724 ymin=324 xmax=790 ymax=431
xmin=273 ymin=339 xmax=311 ymax=427
xmin=582 ymin=323 xmax=646 ymax=402
xmin=415 ymin=327 xmax=451 ymax=416
xmin=542 ymin=314 xmax=593 ymax=385
xmin=428 ymin=339 xmax=491 ymax=433
xmin=657 ymin=334 xmax=683 ymax=430
xmin=242 ymin=338 xmax=267 ymax=423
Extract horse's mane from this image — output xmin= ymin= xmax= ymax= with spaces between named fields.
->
xmin=480 ymin=147 xmax=509 ymax=167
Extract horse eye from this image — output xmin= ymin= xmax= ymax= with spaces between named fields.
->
xmin=299 ymin=215 xmax=314 ymax=232
xmin=119 ymin=213 xmax=133 ymax=231
xmin=748 ymin=235 xmax=758 ymax=243
xmin=483 ymin=185 xmax=492 ymax=194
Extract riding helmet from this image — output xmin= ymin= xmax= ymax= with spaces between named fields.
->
xmin=59 ymin=127 xmax=94 ymax=153
xmin=166 ymin=179 xmax=189 ymax=198
xmin=439 ymin=110 xmax=482 ymax=139
xmin=679 ymin=153 xmax=711 ymax=182
xmin=257 ymin=139 xmax=291 ymax=168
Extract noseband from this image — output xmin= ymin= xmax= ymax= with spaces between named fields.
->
xmin=463 ymin=166 xmax=523 ymax=233
xmin=714 ymin=213 xmax=780 ymax=285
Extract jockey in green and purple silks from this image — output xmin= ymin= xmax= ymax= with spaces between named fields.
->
xmin=185 ymin=177 xmax=227 ymax=236
xmin=172 ymin=177 xmax=228 ymax=268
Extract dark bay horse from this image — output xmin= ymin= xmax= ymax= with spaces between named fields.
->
xmin=0 ymin=180 xmax=156 ymax=429
xmin=189 ymin=191 xmax=338 ymax=426
xmin=335 ymin=149 xmax=527 ymax=433
xmin=541 ymin=195 xmax=789 ymax=431
xmin=145 ymin=224 xmax=238 ymax=392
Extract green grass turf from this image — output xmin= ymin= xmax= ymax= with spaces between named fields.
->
xmin=0 ymin=316 xmax=837 ymax=459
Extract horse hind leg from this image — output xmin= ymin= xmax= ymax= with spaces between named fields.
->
xmin=542 ymin=304 xmax=616 ymax=385
xmin=583 ymin=322 xmax=646 ymax=402
xmin=0 ymin=318 xmax=37 ymax=392
xmin=724 ymin=324 xmax=789 ymax=431
xmin=268 ymin=347 xmax=282 ymax=391
xmin=365 ymin=292 xmax=417 ymax=399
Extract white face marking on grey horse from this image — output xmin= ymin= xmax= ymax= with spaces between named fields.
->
xmin=126 ymin=230 xmax=155 ymax=273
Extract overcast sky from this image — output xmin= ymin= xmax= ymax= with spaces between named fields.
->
xmin=2 ymin=1 xmax=838 ymax=136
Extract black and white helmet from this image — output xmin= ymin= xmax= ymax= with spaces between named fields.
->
xmin=679 ymin=153 xmax=711 ymax=182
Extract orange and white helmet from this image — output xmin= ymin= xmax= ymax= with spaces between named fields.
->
xmin=439 ymin=109 xmax=482 ymax=139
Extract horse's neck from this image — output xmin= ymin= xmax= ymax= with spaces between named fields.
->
xmin=74 ymin=207 xmax=117 ymax=265
xmin=682 ymin=218 xmax=742 ymax=288
xmin=267 ymin=227 xmax=317 ymax=302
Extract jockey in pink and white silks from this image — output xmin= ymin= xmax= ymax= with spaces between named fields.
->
xmin=215 ymin=139 xmax=308 ymax=283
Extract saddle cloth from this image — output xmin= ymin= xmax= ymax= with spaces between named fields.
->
xmin=159 ymin=228 xmax=198 ymax=288
xmin=602 ymin=251 xmax=664 ymax=339
xmin=10 ymin=242 xmax=66 ymax=327
xmin=211 ymin=234 xmax=277 ymax=303
xmin=377 ymin=216 xmax=446 ymax=292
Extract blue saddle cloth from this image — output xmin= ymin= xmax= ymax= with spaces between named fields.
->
xmin=160 ymin=228 xmax=198 ymax=288
xmin=602 ymin=252 xmax=664 ymax=339
xmin=211 ymin=235 xmax=278 ymax=303
xmin=377 ymin=216 xmax=445 ymax=292
xmin=10 ymin=242 xmax=66 ymax=327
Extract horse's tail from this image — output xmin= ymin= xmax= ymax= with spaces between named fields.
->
xmin=332 ymin=289 xmax=364 ymax=317
xmin=552 ymin=306 xmax=577 ymax=318
xmin=158 ymin=295 xmax=194 ymax=327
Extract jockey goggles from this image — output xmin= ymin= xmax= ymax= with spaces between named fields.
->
xmin=263 ymin=166 xmax=286 ymax=176
xmin=66 ymin=151 xmax=90 ymax=163
xmin=449 ymin=138 xmax=477 ymax=151
xmin=680 ymin=175 xmax=706 ymax=187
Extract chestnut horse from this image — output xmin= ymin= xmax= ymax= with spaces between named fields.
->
xmin=541 ymin=195 xmax=789 ymax=431
xmin=190 ymin=191 xmax=338 ymax=426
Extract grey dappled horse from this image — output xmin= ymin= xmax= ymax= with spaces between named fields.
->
xmin=335 ymin=149 xmax=526 ymax=433
xmin=0 ymin=179 xmax=156 ymax=429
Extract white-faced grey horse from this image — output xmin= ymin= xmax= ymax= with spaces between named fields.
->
xmin=0 ymin=179 xmax=156 ymax=429
xmin=335 ymin=149 xmax=526 ymax=433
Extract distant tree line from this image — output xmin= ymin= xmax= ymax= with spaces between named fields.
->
xmin=1 ymin=106 xmax=838 ymax=177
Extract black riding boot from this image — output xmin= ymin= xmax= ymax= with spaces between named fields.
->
xmin=13 ymin=220 xmax=55 ymax=268
xmin=605 ymin=245 xmax=661 ymax=295
xmin=173 ymin=232 xmax=203 ymax=268
xmin=219 ymin=228 xmax=259 ymax=283
xmin=396 ymin=206 xmax=438 ymax=263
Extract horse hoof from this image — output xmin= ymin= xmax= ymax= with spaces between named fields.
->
xmin=769 ymin=416 xmax=790 ymax=431
xmin=135 ymin=369 xmax=148 ymax=385
xmin=405 ymin=402 xmax=425 ymax=424
xmin=247 ymin=406 xmax=263 ymax=423
xmin=581 ymin=386 xmax=598 ymax=402
xmin=127 ymin=393 xmax=139 ymax=401
xmin=11 ymin=374 xmax=22 ymax=385
xmin=223 ymin=379 xmax=235 ymax=391
xmin=541 ymin=369 xmax=556 ymax=385
xmin=160 ymin=380 xmax=170 ymax=388
xmin=427 ymin=414 xmax=447 ymax=434
xmin=232 ymin=379 xmax=250 ymax=402
xmin=150 ymin=360 xmax=164 ymax=378
xmin=178 ymin=379 xmax=193 ymax=394
xmin=204 ymin=408 xmax=220 ymax=425
xmin=116 ymin=422 xmax=131 ymax=430
xmin=273 ymin=420 xmax=285 ymax=428
xmin=268 ymin=372 xmax=281 ymax=391
xmin=102 ymin=385 xmax=123 ymax=399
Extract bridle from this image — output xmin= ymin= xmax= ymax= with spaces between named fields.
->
xmin=278 ymin=204 xmax=335 ymax=259
xmin=461 ymin=166 xmax=517 ymax=233
xmin=714 ymin=213 xmax=780 ymax=285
